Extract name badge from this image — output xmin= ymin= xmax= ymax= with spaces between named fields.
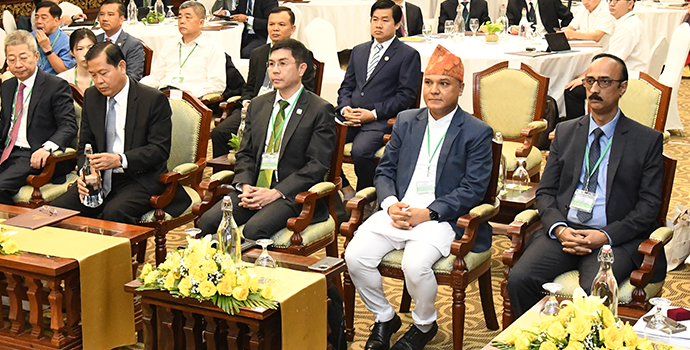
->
xmin=258 ymin=85 xmax=274 ymax=96
xmin=171 ymin=76 xmax=185 ymax=83
xmin=570 ymin=189 xmax=597 ymax=213
xmin=261 ymin=152 xmax=278 ymax=170
xmin=416 ymin=180 xmax=435 ymax=195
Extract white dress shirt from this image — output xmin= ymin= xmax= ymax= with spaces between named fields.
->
xmin=13 ymin=69 xmax=36 ymax=150
xmin=140 ymin=34 xmax=226 ymax=98
xmin=607 ymin=11 xmax=649 ymax=73
xmin=569 ymin=1 xmax=615 ymax=47
xmin=104 ymin=28 xmax=123 ymax=43
xmin=106 ymin=78 xmax=130 ymax=171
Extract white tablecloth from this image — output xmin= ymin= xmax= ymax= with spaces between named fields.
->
xmin=294 ymin=0 xmax=373 ymax=51
xmin=404 ymin=36 xmax=601 ymax=115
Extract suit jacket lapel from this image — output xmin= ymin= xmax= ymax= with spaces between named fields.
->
xmin=569 ymin=117 xmax=589 ymax=196
xmin=1 ymin=79 xmax=18 ymax=141
xmin=253 ymin=91 xmax=275 ymax=159
xmin=605 ymin=114 xmax=628 ymax=207
xmin=364 ymin=38 xmax=399 ymax=87
xmin=27 ymin=70 xmax=45 ymax=128
xmin=124 ymin=78 xmax=138 ymax=151
xmin=92 ymin=91 xmax=108 ymax=153
xmin=357 ymin=41 xmax=373 ymax=88
xmin=116 ymin=31 xmax=128 ymax=48
xmin=436 ymin=108 xmax=464 ymax=185
xmin=399 ymin=110 xmax=426 ymax=194
xmin=278 ymin=90 xmax=308 ymax=162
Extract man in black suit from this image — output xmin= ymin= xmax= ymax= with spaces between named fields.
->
xmin=438 ymin=0 xmax=491 ymax=33
xmin=507 ymin=0 xmax=572 ymax=35
xmin=506 ymin=54 xmax=666 ymax=317
xmin=337 ymin=0 xmax=421 ymax=193
xmin=0 ymin=30 xmax=77 ymax=204
xmin=51 ymin=42 xmax=191 ymax=224
xmin=96 ymin=0 xmax=145 ymax=81
xmin=198 ymin=39 xmax=335 ymax=239
xmin=211 ymin=6 xmax=315 ymax=158
xmin=211 ymin=0 xmax=278 ymax=58
xmin=393 ymin=0 xmax=423 ymax=37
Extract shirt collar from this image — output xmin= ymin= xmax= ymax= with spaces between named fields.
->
xmin=458 ymin=0 xmax=470 ymax=6
xmin=110 ymin=77 xmax=130 ymax=107
xmin=47 ymin=28 xmax=63 ymax=40
xmin=274 ymin=84 xmax=304 ymax=108
xmin=105 ymin=28 xmax=123 ymax=43
xmin=592 ymin=0 xmax=606 ymax=14
xmin=18 ymin=68 xmax=38 ymax=90
xmin=179 ymin=33 xmax=208 ymax=47
xmin=588 ymin=109 xmax=620 ymax=138
xmin=427 ymin=106 xmax=457 ymax=125
xmin=372 ymin=35 xmax=395 ymax=51
xmin=528 ymin=0 xmax=538 ymax=6
xmin=614 ymin=11 xmax=634 ymax=25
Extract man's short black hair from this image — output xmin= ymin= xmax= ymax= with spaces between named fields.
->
xmin=100 ymin=0 xmax=127 ymax=17
xmin=36 ymin=1 xmax=62 ymax=19
xmin=370 ymin=0 xmax=402 ymax=24
xmin=270 ymin=38 xmax=308 ymax=65
xmin=269 ymin=6 xmax=295 ymax=25
xmin=592 ymin=53 xmax=628 ymax=83
xmin=86 ymin=41 xmax=126 ymax=68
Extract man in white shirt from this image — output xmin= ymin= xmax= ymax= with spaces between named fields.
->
xmin=563 ymin=0 xmax=649 ymax=120
xmin=561 ymin=0 xmax=615 ymax=48
xmin=140 ymin=1 xmax=226 ymax=98
xmin=344 ymin=45 xmax=493 ymax=350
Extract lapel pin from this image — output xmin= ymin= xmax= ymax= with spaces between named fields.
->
xmin=384 ymin=56 xmax=389 ymax=61
xmin=296 ymin=108 xmax=302 ymax=115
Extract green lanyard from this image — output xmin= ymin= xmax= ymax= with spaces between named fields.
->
xmin=5 ymin=85 xmax=34 ymax=147
xmin=39 ymin=30 xmax=61 ymax=69
xmin=268 ymin=87 xmax=304 ymax=152
xmin=426 ymin=122 xmax=447 ymax=177
xmin=178 ymin=43 xmax=198 ymax=74
xmin=74 ymin=68 xmax=93 ymax=88
xmin=583 ymin=133 xmax=613 ymax=189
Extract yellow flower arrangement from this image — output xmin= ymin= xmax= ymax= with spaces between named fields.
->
xmin=137 ymin=235 xmax=276 ymax=315
xmin=492 ymin=287 xmax=652 ymax=350
xmin=0 ymin=229 xmax=19 ymax=255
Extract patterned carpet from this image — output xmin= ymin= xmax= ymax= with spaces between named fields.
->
xmin=124 ymin=79 xmax=690 ymax=349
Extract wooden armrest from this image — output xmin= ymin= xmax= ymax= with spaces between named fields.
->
xmin=503 ymin=209 xmax=542 ymax=269
xmin=286 ymin=181 xmax=339 ymax=234
xmin=383 ymin=134 xmax=391 ymax=143
xmin=199 ymin=170 xmax=236 ymax=191
xmin=215 ymin=95 xmax=242 ymax=126
xmin=387 ymin=118 xmax=396 ymax=126
xmin=340 ymin=187 xmax=378 ymax=242
xmin=150 ymin=160 xmax=205 ymax=209
xmin=192 ymin=171 xmax=236 ymax=218
xmin=452 ymin=199 xmax=500 ymax=258
xmin=26 ymin=149 xmax=78 ymax=189
xmin=516 ymin=120 xmax=547 ymax=157
xmin=201 ymin=93 xmax=224 ymax=105
xmin=630 ymin=227 xmax=673 ymax=289
xmin=549 ymin=131 xmax=555 ymax=141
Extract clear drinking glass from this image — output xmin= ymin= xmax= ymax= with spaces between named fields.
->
xmin=540 ymin=282 xmax=562 ymax=318
xmin=469 ymin=18 xmax=480 ymax=37
xmin=444 ymin=20 xmax=455 ymax=36
xmin=166 ymin=5 xmax=174 ymax=18
xmin=184 ymin=228 xmax=202 ymax=239
xmin=646 ymin=297 xmax=672 ymax=331
xmin=422 ymin=23 xmax=432 ymax=41
xmin=254 ymin=239 xmax=276 ymax=269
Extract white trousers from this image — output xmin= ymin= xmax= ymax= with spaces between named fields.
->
xmin=344 ymin=228 xmax=443 ymax=326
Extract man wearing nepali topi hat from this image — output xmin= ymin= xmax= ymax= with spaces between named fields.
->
xmin=344 ymin=45 xmax=494 ymax=350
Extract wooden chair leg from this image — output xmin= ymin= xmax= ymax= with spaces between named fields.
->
xmin=399 ymin=281 xmax=412 ymax=313
xmin=452 ymin=283 xmax=466 ymax=350
xmin=501 ymin=269 xmax=515 ymax=329
xmin=478 ymin=270 xmax=499 ymax=330
xmin=343 ymin=270 xmax=356 ymax=341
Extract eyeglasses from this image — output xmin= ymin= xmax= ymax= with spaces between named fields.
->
xmin=266 ymin=60 xmax=296 ymax=69
xmin=608 ymin=0 xmax=631 ymax=5
xmin=581 ymin=77 xmax=623 ymax=89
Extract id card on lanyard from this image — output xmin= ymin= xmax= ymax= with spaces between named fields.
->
xmin=259 ymin=88 xmax=304 ymax=171
xmin=569 ymin=135 xmax=612 ymax=213
xmin=416 ymin=123 xmax=447 ymax=195
xmin=173 ymin=42 xmax=198 ymax=83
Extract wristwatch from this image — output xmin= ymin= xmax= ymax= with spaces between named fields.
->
xmin=428 ymin=208 xmax=439 ymax=221
xmin=44 ymin=50 xmax=53 ymax=56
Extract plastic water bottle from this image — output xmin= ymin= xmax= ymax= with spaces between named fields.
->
xmin=81 ymin=144 xmax=104 ymax=208
xmin=518 ymin=7 xmax=530 ymax=40
xmin=238 ymin=107 xmax=248 ymax=142
xmin=592 ymin=245 xmax=619 ymax=316
xmin=498 ymin=4 xmax=509 ymax=37
xmin=216 ymin=196 xmax=242 ymax=263
xmin=127 ymin=0 xmax=138 ymax=23
xmin=494 ymin=132 xmax=506 ymax=193
xmin=454 ymin=4 xmax=465 ymax=42
xmin=154 ymin=0 xmax=165 ymax=16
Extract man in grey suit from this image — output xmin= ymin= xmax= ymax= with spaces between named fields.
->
xmin=198 ymin=39 xmax=335 ymax=239
xmin=345 ymin=45 xmax=493 ymax=350
xmin=96 ymin=0 xmax=145 ymax=80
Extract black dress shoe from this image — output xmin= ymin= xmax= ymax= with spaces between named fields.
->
xmin=365 ymin=314 xmax=402 ymax=350
xmin=390 ymin=322 xmax=438 ymax=350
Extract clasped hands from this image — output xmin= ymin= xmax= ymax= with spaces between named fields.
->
xmin=556 ymin=227 xmax=609 ymax=255
xmin=238 ymin=184 xmax=281 ymax=210
xmin=76 ymin=153 xmax=121 ymax=200
xmin=387 ymin=202 xmax=431 ymax=230
xmin=341 ymin=106 xmax=376 ymax=127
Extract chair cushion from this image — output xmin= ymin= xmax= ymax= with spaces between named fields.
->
xmin=13 ymin=172 xmax=79 ymax=204
xmin=620 ymin=79 xmax=662 ymax=129
xmin=344 ymin=143 xmax=386 ymax=160
xmin=238 ymin=215 xmax=335 ymax=249
xmin=380 ymin=248 xmax=492 ymax=275
xmin=502 ymin=141 xmax=543 ymax=172
xmin=553 ymin=270 xmax=665 ymax=304
xmin=168 ymin=99 xmax=202 ymax=172
xmin=138 ymin=185 xmax=201 ymax=223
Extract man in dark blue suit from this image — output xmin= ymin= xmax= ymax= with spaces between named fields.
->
xmin=337 ymin=0 xmax=421 ymax=193
xmin=345 ymin=45 xmax=493 ymax=350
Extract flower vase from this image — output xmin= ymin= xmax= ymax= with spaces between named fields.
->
xmin=227 ymin=151 xmax=236 ymax=163
xmin=485 ymin=33 xmax=499 ymax=42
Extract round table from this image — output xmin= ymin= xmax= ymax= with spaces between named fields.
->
xmin=294 ymin=0 xmax=373 ymax=51
xmin=404 ymin=35 xmax=601 ymax=115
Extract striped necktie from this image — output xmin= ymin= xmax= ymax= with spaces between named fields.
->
xmin=256 ymin=100 xmax=290 ymax=188
xmin=399 ymin=5 xmax=407 ymax=37
xmin=367 ymin=43 xmax=383 ymax=80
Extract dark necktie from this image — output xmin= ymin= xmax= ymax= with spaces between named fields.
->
xmin=462 ymin=1 xmax=469 ymax=31
xmin=528 ymin=2 xmax=537 ymax=31
xmin=256 ymin=100 xmax=290 ymax=188
xmin=577 ymin=128 xmax=605 ymax=223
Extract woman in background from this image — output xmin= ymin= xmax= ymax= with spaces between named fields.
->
xmin=58 ymin=28 xmax=96 ymax=93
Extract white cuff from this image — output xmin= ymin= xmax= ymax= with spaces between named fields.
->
xmin=42 ymin=141 xmax=59 ymax=152
xmin=119 ymin=153 xmax=128 ymax=169
xmin=380 ymin=196 xmax=398 ymax=214
xmin=549 ymin=222 xmax=567 ymax=239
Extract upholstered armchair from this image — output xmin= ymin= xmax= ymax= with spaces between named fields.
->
xmin=501 ymin=154 xmax=677 ymax=328
xmin=339 ymin=138 xmax=503 ymax=350
xmin=473 ymin=61 xmax=549 ymax=182
xmin=193 ymin=123 xmax=348 ymax=258
xmin=620 ymin=72 xmax=672 ymax=143
xmin=13 ymin=83 xmax=81 ymax=208
xmin=138 ymin=90 xmax=212 ymax=265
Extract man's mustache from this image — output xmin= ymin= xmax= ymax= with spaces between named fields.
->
xmin=588 ymin=94 xmax=603 ymax=102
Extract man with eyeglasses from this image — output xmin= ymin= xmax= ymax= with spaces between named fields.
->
xmin=563 ymin=0 xmax=649 ymax=120
xmin=506 ymin=53 xmax=666 ymax=317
